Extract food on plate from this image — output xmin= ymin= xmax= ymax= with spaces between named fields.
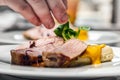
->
xmin=54 ymin=22 xmax=90 ymax=41
xmin=10 ymin=37 xmax=113 ymax=67
xmin=77 ymin=26 xmax=90 ymax=41
xmin=11 ymin=48 xmax=44 ymax=67
xmin=10 ymin=22 xmax=114 ymax=68
xmin=42 ymin=39 xmax=87 ymax=67
xmin=69 ymin=44 xmax=113 ymax=67
xmin=23 ymin=22 xmax=89 ymax=41
xmin=101 ymin=46 xmax=113 ymax=62
xmin=11 ymin=37 xmax=64 ymax=67
xmin=54 ymin=22 xmax=80 ymax=41
xmin=23 ymin=26 xmax=56 ymax=40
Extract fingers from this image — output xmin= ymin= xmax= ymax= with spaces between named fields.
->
xmin=27 ymin=0 xmax=55 ymax=29
xmin=62 ymin=0 xmax=68 ymax=9
xmin=47 ymin=0 xmax=68 ymax=24
xmin=0 ymin=0 xmax=6 ymax=5
xmin=2 ymin=0 xmax=68 ymax=29
xmin=5 ymin=0 xmax=41 ymax=26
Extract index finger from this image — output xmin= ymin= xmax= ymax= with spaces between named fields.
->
xmin=27 ymin=0 xmax=55 ymax=29
xmin=62 ymin=0 xmax=68 ymax=9
xmin=47 ymin=0 xmax=68 ymax=24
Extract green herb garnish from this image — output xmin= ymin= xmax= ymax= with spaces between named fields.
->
xmin=54 ymin=22 xmax=78 ymax=41
xmin=54 ymin=22 xmax=90 ymax=41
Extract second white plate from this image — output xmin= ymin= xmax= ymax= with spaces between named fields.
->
xmin=87 ymin=31 xmax=120 ymax=44
xmin=0 ymin=31 xmax=119 ymax=44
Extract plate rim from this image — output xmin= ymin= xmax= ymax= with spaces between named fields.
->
xmin=0 ymin=45 xmax=119 ymax=78
xmin=0 ymin=31 xmax=119 ymax=44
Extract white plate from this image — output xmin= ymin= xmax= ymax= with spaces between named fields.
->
xmin=0 ymin=31 xmax=28 ymax=44
xmin=87 ymin=31 xmax=120 ymax=44
xmin=0 ymin=31 xmax=120 ymax=45
xmin=0 ymin=45 xmax=120 ymax=78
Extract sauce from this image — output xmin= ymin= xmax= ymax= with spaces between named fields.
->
xmin=81 ymin=44 xmax=105 ymax=64
xmin=78 ymin=30 xmax=89 ymax=41
xmin=75 ymin=28 xmax=89 ymax=41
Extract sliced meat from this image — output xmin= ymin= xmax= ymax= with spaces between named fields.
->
xmin=23 ymin=26 xmax=56 ymax=40
xmin=43 ymin=53 xmax=69 ymax=67
xmin=11 ymin=37 xmax=64 ymax=67
xmin=11 ymin=48 xmax=43 ymax=67
xmin=16 ymin=36 xmax=64 ymax=49
xmin=23 ymin=27 xmax=42 ymax=40
xmin=23 ymin=24 xmax=76 ymax=40
xmin=35 ymin=36 xmax=64 ymax=47
xmin=15 ymin=42 xmax=30 ymax=50
xmin=43 ymin=39 xmax=87 ymax=67
xmin=57 ymin=39 xmax=87 ymax=59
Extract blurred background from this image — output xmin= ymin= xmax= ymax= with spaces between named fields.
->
xmin=0 ymin=0 xmax=120 ymax=44
xmin=67 ymin=0 xmax=117 ymax=29
xmin=0 ymin=0 xmax=119 ymax=30
xmin=0 ymin=1 xmax=117 ymax=34
xmin=69 ymin=0 xmax=113 ymax=24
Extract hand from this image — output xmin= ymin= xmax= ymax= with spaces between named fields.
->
xmin=0 ymin=0 xmax=68 ymax=29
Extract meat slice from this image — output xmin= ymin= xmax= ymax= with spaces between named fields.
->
xmin=35 ymin=36 xmax=64 ymax=47
xmin=42 ymin=39 xmax=87 ymax=67
xmin=16 ymin=36 xmax=64 ymax=49
xmin=11 ymin=48 xmax=43 ymax=67
xmin=23 ymin=24 xmax=76 ymax=40
xmin=23 ymin=26 xmax=56 ymax=40
xmin=11 ymin=37 xmax=64 ymax=66
xmin=57 ymin=39 xmax=87 ymax=59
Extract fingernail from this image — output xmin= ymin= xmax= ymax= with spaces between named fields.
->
xmin=47 ymin=22 xmax=55 ymax=29
xmin=32 ymin=17 xmax=41 ymax=26
xmin=34 ymin=21 xmax=40 ymax=26
xmin=61 ymin=13 xmax=68 ymax=23
xmin=45 ymin=20 xmax=55 ymax=29
xmin=35 ymin=21 xmax=41 ymax=26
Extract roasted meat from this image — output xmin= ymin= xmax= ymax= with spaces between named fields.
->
xmin=16 ymin=36 xmax=64 ymax=49
xmin=23 ymin=26 xmax=56 ymax=40
xmin=11 ymin=37 xmax=113 ymax=68
xmin=42 ymin=39 xmax=87 ymax=67
xmin=11 ymin=48 xmax=43 ymax=66
xmin=23 ymin=24 xmax=76 ymax=40
xmin=11 ymin=37 xmax=64 ymax=66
